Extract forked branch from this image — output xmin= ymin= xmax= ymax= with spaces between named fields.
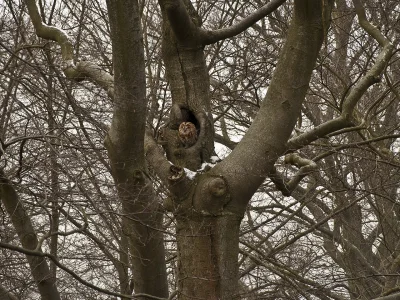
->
xmin=200 ymin=0 xmax=287 ymax=45
xmin=24 ymin=0 xmax=114 ymax=98
xmin=270 ymin=154 xmax=317 ymax=196
xmin=287 ymin=0 xmax=394 ymax=151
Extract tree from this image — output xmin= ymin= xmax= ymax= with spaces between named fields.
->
xmin=0 ymin=0 xmax=398 ymax=299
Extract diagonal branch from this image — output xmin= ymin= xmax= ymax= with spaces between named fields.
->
xmin=24 ymin=0 xmax=114 ymax=98
xmin=0 ymin=170 xmax=61 ymax=300
xmin=144 ymin=130 xmax=193 ymax=198
xmin=0 ymin=241 xmax=167 ymax=300
xmin=200 ymin=0 xmax=287 ymax=45
xmin=287 ymin=0 xmax=394 ymax=151
xmin=212 ymin=0 xmax=334 ymax=212
xmin=270 ymin=154 xmax=317 ymax=196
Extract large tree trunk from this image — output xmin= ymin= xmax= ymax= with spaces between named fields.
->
xmin=176 ymin=215 xmax=241 ymax=299
xmin=105 ymin=0 xmax=168 ymax=298
xmin=157 ymin=0 xmax=333 ymax=298
xmin=158 ymin=0 xmax=214 ymax=171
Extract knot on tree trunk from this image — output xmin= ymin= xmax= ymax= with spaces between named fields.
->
xmin=193 ymin=175 xmax=230 ymax=215
xmin=168 ymin=165 xmax=185 ymax=182
xmin=208 ymin=177 xmax=227 ymax=197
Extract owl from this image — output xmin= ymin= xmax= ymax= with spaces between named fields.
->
xmin=178 ymin=122 xmax=198 ymax=147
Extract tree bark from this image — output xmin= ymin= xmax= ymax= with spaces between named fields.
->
xmin=158 ymin=0 xmax=214 ymax=171
xmin=214 ymin=0 xmax=334 ymax=213
xmin=156 ymin=0 xmax=334 ymax=298
xmin=105 ymin=0 xmax=168 ymax=298
xmin=175 ymin=214 xmax=241 ymax=300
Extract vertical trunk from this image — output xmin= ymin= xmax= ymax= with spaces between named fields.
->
xmin=176 ymin=214 xmax=241 ymax=300
xmin=105 ymin=0 xmax=168 ymax=298
xmin=118 ymin=180 xmax=168 ymax=298
xmin=159 ymin=2 xmax=214 ymax=171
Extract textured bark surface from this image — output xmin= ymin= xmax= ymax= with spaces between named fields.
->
xmin=176 ymin=215 xmax=241 ymax=300
xmin=159 ymin=0 xmax=214 ymax=171
xmin=213 ymin=0 xmax=333 ymax=214
xmin=105 ymin=0 xmax=168 ymax=298
xmin=0 ymin=284 xmax=19 ymax=300
xmin=157 ymin=0 xmax=333 ymax=298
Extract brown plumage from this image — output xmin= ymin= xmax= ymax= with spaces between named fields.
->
xmin=178 ymin=122 xmax=198 ymax=147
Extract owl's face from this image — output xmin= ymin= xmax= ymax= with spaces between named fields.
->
xmin=178 ymin=122 xmax=198 ymax=147
xmin=179 ymin=122 xmax=195 ymax=134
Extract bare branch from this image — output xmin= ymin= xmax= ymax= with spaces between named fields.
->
xmin=287 ymin=7 xmax=394 ymax=151
xmin=373 ymin=292 xmax=400 ymax=300
xmin=144 ymin=130 xmax=174 ymax=184
xmin=352 ymin=0 xmax=391 ymax=48
xmin=240 ymin=248 xmax=347 ymax=300
xmin=200 ymin=0 xmax=287 ymax=45
xmin=4 ymin=134 xmax=61 ymax=147
xmin=144 ymin=130 xmax=193 ymax=198
xmin=25 ymin=0 xmax=73 ymax=61
xmin=270 ymin=154 xmax=317 ymax=196
xmin=0 ymin=170 xmax=61 ymax=300
xmin=73 ymin=61 xmax=114 ymax=99
xmin=24 ymin=0 xmax=114 ymax=97
xmin=0 ymin=241 xmax=167 ymax=300
xmin=213 ymin=0 xmax=333 ymax=210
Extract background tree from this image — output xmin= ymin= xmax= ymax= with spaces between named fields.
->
xmin=0 ymin=0 xmax=399 ymax=299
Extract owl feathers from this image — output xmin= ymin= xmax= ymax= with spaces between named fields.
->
xmin=178 ymin=122 xmax=198 ymax=147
